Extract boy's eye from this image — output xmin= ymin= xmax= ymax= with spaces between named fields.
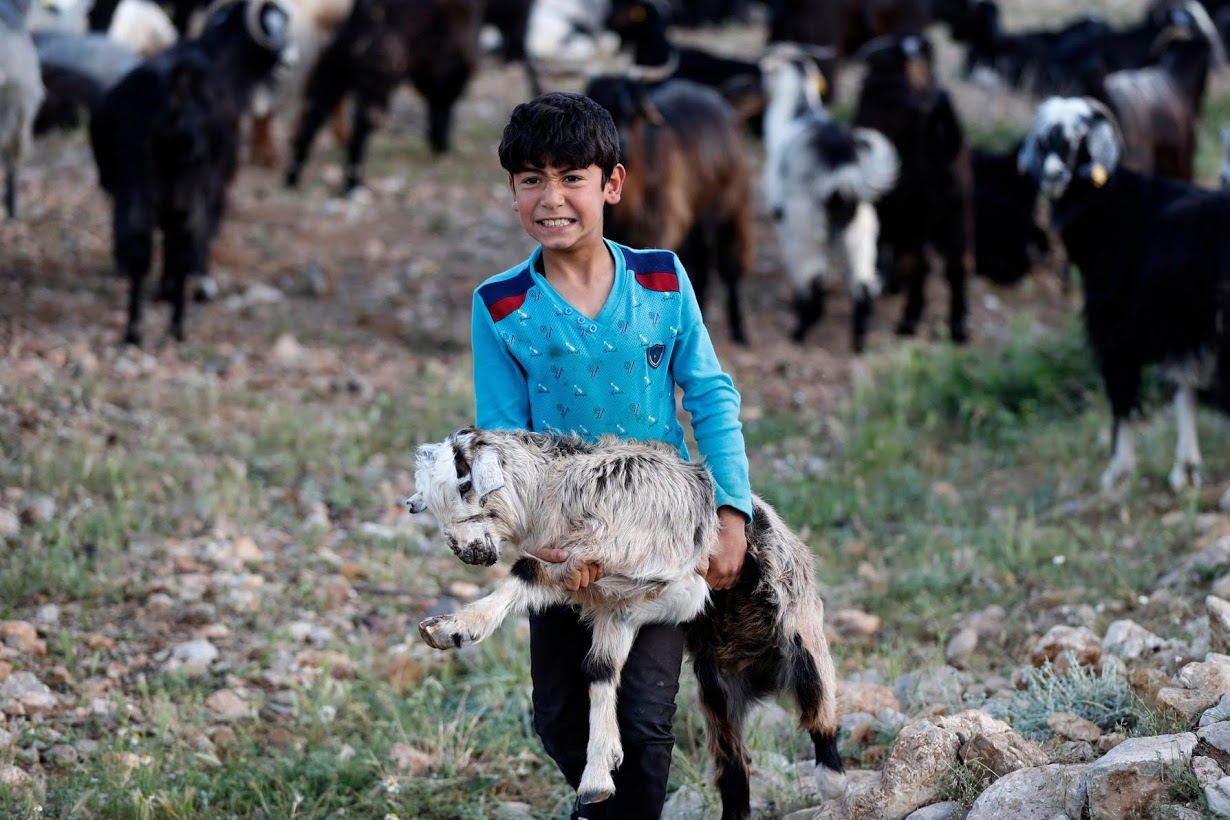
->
xmin=458 ymin=479 xmax=472 ymax=496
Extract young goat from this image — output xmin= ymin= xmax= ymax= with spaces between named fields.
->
xmin=853 ymin=34 xmax=974 ymax=343
xmin=406 ymin=427 xmax=845 ymax=818
xmin=762 ymin=53 xmax=898 ymax=351
xmin=1019 ymin=97 xmax=1230 ymax=496
xmin=283 ymin=0 xmax=481 ymax=193
xmin=585 ymin=74 xmax=754 ymax=344
xmin=1 ymin=0 xmax=46 ymax=219
xmin=90 ymin=0 xmax=295 ymax=344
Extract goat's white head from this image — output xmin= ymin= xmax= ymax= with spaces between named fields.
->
xmin=1018 ymin=97 xmax=1123 ymax=200
xmin=405 ymin=428 xmax=507 ymax=567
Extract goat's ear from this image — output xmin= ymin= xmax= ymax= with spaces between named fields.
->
xmin=470 ymin=446 xmax=505 ymax=499
xmin=1083 ymin=114 xmax=1121 ymax=182
xmin=248 ymin=0 xmax=292 ymax=51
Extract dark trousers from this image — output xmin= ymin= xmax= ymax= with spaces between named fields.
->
xmin=529 ymin=604 xmax=686 ymax=820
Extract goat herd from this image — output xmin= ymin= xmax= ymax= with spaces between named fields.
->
xmin=5 ymin=0 xmax=1230 ymax=492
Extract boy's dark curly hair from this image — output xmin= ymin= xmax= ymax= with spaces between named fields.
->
xmin=498 ymin=92 xmax=621 ymax=181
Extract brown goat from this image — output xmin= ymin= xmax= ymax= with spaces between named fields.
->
xmin=584 ymin=75 xmax=754 ymax=344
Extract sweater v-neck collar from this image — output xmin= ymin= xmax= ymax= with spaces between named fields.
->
xmin=529 ymin=240 xmax=626 ymax=326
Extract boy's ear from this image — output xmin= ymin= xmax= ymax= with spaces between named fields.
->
xmin=605 ymin=164 xmax=627 ymax=204
xmin=508 ymin=174 xmax=518 ymax=209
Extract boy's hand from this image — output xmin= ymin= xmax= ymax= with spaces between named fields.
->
xmin=705 ymin=507 xmax=747 ymax=591
xmin=537 ymin=547 xmax=605 ymax=592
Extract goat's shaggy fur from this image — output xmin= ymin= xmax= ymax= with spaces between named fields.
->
xmin=585 ymin=74 xmax=755 ymax=344
xmin=762 ymin=53 xmax=898 ymax=351
xmin=407 ymin=427 xmax=845 ymax=818
xmin=1020 ymin=96 xmax=1230 ymax=495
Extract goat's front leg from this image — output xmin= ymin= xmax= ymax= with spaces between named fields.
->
xmin=419 ymin=558 xmax=568 ymax=649
xmin=577 ymin=613 xmax=639 ymax=805
xmin=1170 ymin=383 xmax=1202 ymax=491
xmin=4 ymin=162 xmax=16 ymax=220
xmin=1100 ymin=360 xmax=1142 ymax=493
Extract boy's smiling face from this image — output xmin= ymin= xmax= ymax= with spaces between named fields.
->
xmin=509 ymin=162 xmax=625 ymax=254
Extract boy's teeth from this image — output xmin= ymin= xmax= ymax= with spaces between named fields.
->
xmin=541 ymin=219 xmax=572 ymax=227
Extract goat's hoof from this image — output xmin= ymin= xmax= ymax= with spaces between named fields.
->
xmin=123 ymin=329 xmax=143 ymax=347
xmin=950 ymin=326 xmax=970 ymax=345
xmin=577 ymin=769 xmax=615 ymax=805
xmin=816 ymin=767 xmax=847 ymax=801
xmin=284 ymin=168 xmax=301 ymax=189
xmin=895 ymin=319 xmax=918 ymax=337
xmin=193 ymin=276 xmax=219 ymax=303
xmin=418 ymin=615 xmax=472 ymax=650
xmin=1169 ymin=462 xmax=1202 ymax=493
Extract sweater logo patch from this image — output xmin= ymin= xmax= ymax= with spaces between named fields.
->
xmin=647 ymin=343 xmax=665 ymax=369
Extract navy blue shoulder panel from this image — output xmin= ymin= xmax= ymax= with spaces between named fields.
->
xmin=620 ymin=246 xmax=680 ymax=293
xmin=477 ymin=266 xmax=535 ymax=322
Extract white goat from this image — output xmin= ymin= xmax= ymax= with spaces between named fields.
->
xmin=762 ymin=50 xmax=898 ymax=352
xmin=1 ymin=0 xmax=46 ymax=219
xmin=107 ymin=0 xmax=177 ymax=57
xmin=406 ymin=427 xmax=845 ymax=818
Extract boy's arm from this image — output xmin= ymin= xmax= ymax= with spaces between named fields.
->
xmin=471 ymin=291 xmax=531 ymax=430
xmin=669 ymin=259 xmax=754 ymax=523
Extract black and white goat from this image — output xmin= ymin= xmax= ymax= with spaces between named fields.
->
xmin=762 ymin=53 xmax=898 ymax=351
xmin=969 ymin=142 xmax=1048 ymax=287
xmin=90 ymin=0 xmax=295 ymax=344
xmin=853 ymin=34 xmax=973 ymax=343
xmin=406 ymin=427 xmax=845 ymax=818
xmin=1 ymin=0 xmax=46 ymax=219
xmin=284 ymin=0 xmax=481 ymax=193
xmin=1019 ymin=97 xmax=1230 ymax=495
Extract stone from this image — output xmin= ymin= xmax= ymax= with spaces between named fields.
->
xmin=1047 ymin=712 xmax=1102 ymax=743
xmin=944 ymin=628 xmax=979 ymax=669
xmin=0 ymin=621 xmax=46 ymax=656
xmin=1200 ymin=721 xmax=1230 ymax=768
xmin=904 ymin=803 xmax=958 ymax=820
xmin=1084 ymin=733 xmax=1198 ymax=820
xmin=0 ymin=764 xmax=31 ymax=788
xmin=493 ymin=802 xmax=535 ymax=819
xmin=894 ymin=666 xmax=968 ymax=714
xmin=960 ymin=727 xmax=1049 ymax=777
xmin=46 ymin=744 xmax=78 ymax=767
xmin=0 ymin=508 xmax=18 ymax=538
xmin=837 ymin=680 xmax=900 ymax=716
xmin=1208 ymin=776 xmax=1230 ymax=818
xmin=830 ymin=609 xmax=882 ymax=639
xmin=1102 ymin=620 xmax=1164 ymax=660
xmin=1026 ymin=625 xmax=1102 ymax=672
xmin=168 ymin=639 xmax=219 ymax=673
xmin=841 ymin=713 xmax=964 ymax=819
xmin=1203 ymin=693 xmax=1230 ymax=727
xmin=205 ymin=689 xmax=252 ymax=721
xmin=1211 ymin=596 xmax=1230 ymax=656
xmin=965 ymin=764 xmax=1088 ymax=820
xmin=1157 ymin=662 xmax=1230 ymax=720
xmin=1034 ymin=604 xmax=1098 ymax=633
xmin=19 ymin=493 xmax=56 ymax=524
xmin=1194 ymin=755 xmax=1226 ymax=789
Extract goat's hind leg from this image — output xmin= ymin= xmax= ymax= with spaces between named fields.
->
xmin=692 ymin=649 xmax=753 ymax=820
xmin=577 ymin=613 xmax=640 ymax=805
xmin=419 ymin=558 xmax=567 ymax=649
xmin=3 ymin=162 xmax=16 ymax=220
xmin=1170 ymin=383 xmax=1202 ymax=491
xmin=114 ymin=192 xmax=154 ymax=346
xmin=788 ymin=631 xmax=846 ymax=800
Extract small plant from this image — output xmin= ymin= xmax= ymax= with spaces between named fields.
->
xmin=937 ymin=758 xmax=999 ymax=810
xmin=984 ymin=657 xmax=1137 ymax=740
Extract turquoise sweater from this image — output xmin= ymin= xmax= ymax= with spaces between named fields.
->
xmin=471 ymin=239 xmax=753 ymax=520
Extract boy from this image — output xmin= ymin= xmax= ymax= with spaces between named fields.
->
xmin=472 ymin=91 xmax=753 ymax=819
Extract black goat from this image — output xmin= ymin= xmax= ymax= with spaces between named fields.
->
xmin=90 ymin=0 xmax=293 ymax=345
xmin=284 ymin=0 xmax=480 ymax=193
xmin=970 ymin=143 xmax=1047 ymax=287
xmin=1020 ymin=97 xmax=1230 ymax=496
xmin=585 ymin=75 xmax=754 ymax=345
xmin=606 ymin=0 xmax=767 ymax=126
xmin=481 ymin=0 xmax=539 ymax=96
xmin=853 ymin=34 xmax=973 ymax=343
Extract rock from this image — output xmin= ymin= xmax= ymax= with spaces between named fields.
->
xmin=1084 ymin=733 xmax=1198 ymax=819
xmin=167 ymin=639 xmax=220 ymax=673
xmin=33 ymin=604 xmax=59 ymax=627
xmin=0 ymin=672 xmax=51 ymax=702
xmin=391 ymin=743 xmax=434 ymax=775
xmin=205 ymin=689 xmax=252 ymax=721
xmin=945 ymin=627 xmax=979 ymax=668
xmin=1208 ymin=776 xmax=1230 ymax=818
xmin=1194 ymin=755 xmax=1226 ymax=788
xmin=1211 ymin=596 xmax=1230 ymax=656
xmin=841 ymin=713 xmax=963 ymax=819
xmin=0 ymin=621 xmax=46 ymax=656
xmin=894 ymin=666 xmax=968 ymax=714
xmin=294 ymin=649 xmax=355 ymax=680
xmin=838 ymin=680 xmax=900 ymax=716
xmin=1200 ymin=722 xmax=1230 ymax=769
xmin=965 ymin=764 xmax=1088 ymax=820
xmin=1026 ymin=625 xmax=1102 ymax=673
xmin=904 ymin=803 xmax=958 ymax=820
xmin=1034 ymin=604 xmax=1099 ymax=633
xmin=0 ymin=728 xmax=12 ymax=750
xmin=1203 ymin=693 xmax=1230 ymax=728
xmin=0 ymin=764 xmax=31 ymax=788
xmin=1049 ymin=740 xmax=1096 ymax=763
xmin=493 ymin=802 xmax=535 ymax=819
xmin=0 ymin=508 xmax=18 ymax=538
xmin=1047 ymin=712 xmax=1102 ymax=743
xmin=19 ymin=493 xmax=56 ymax=524
xmin=45 ymin=744 xmax=78 ymax=767
xmin=830 ymin=609 xmax=882 ymax=639
xmin=1102 ymin=620 xmax=1164 ymax=660
xmin=960 ymin=725 xmax=1049 ymax=777
xmin=662 ymin=783 xmax=719 ymax=820
xmin=1157 ymin=662 xmax=1230 ymax=720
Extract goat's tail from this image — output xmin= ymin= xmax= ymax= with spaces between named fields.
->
xmin=844 ymin=127 xmax=900 ymax=201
